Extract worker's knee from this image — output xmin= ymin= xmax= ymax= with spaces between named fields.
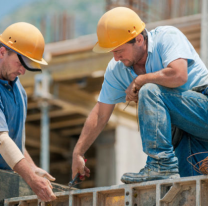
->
xmin=139 ymin=83 xmax=160 ymax=99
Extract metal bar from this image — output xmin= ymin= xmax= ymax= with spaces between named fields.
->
xmin=196 ymin=179 xmax=201 ymax=206
xmin=156 ymin=183 xmax=160 ymax=206
xmin=93 ymin=191 xmax=97 ymax=206
xmin=40 ymin=101 xmax=50 ymax=172
xmin=124 ymin=186 xmax=133 ymax=206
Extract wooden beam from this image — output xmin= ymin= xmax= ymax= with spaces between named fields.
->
xmin=27 ymin=102 xmax=39 ymax=110
xmin=50 ymin=117 xmax=86 ymax=130
xmin=19 ymin=52 xmax=112 ymax=87
xmin=25 ymin=123 xmax=70 ymax=150
xmin=24 ymin=86 xmax=34 ymax=97
xmin=26 ymin=109 xmax=76 ymax=122
xmin=60 ymin=127 xmax=83 ymax=136
xmin=26 ymin=138 xmax=69 ymax=155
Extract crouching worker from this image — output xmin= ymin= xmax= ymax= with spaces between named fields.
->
xmin=72 ymin=7 xmax=208 ymax=184
xmin=0 ymin=22 xmax=56 ymax=202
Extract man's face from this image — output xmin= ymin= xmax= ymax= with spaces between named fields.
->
xmin=0 ymin=50 xmax=26 ymax=81
xmin=111 ymin=35 xmax=145 ymax=67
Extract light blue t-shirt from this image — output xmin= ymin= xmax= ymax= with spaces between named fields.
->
xmin=98 ymin=26 xmax=208 ymax=104
xmin=0 ymin=77 xmax=27 ymax=170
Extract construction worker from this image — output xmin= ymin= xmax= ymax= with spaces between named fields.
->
xmin=0 ymin=22 xmax=56 ymax=201
xmin=72 ymin=7 xmax=208 ymax=184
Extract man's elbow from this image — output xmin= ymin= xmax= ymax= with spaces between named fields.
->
xmin=177 ymin=73 xmax=188 ymax=86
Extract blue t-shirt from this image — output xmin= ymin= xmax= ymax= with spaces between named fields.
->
xmin=98 ymin=26 xmax=208 ymax=104
xmin=0 ymin=77 xmax=27 ymax=170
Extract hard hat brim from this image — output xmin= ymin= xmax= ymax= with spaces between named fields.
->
xmin=18 ymin=55 xmax=42 ymax=72
xmin=27 ymin=56 xmax=48 ymax=66
xmin=93 ymin=42 xmax=118 ymax=53
xmin=0 ymin=36 xmax=48 ymax=67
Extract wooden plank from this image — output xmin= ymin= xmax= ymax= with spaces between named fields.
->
xmin=26 ymin=109 xmax=76 ymax=122
xmin=60 ymin=127 xmax=83 ymax=136
xmin=26 ymin=138 xmax=69 ymax=155
xmin=50 ymin=118 xmax=87 ymax=130
xmin=25 ymin=124 xmax=70 ymax=150
xmin=27 ymin=102 xmax=39 ymax=110
xmin=180 ymin=25 xmax=201 ymax=34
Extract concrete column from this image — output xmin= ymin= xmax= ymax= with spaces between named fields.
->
xmin=95 ymin=130 xmax=116 ymax=187
xmin=95 ymin=126 xmax=147 ymax=186
xmin=115 ymin=125 xmax=147 ymax=185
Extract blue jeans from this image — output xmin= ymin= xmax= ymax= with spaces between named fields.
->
xmin=138 ymin=83 xmax=208 ymax=175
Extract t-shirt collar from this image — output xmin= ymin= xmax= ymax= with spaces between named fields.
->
xmin=147 ymin=31 xmax=153 ymax=53
xmin=0 ymin=77 xmax=18 ymax=86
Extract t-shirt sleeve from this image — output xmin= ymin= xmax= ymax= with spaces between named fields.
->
xmin=0 ymin=95 xmax=8 ymax=131
xmin=158 ymin=28 xmax=195 ymax=68
xmin=98 ymin=63 xmax=126 ymax=104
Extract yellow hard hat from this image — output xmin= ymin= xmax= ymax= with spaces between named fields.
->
xmin=93 ymin=7 xmax=146 ymax=53
xmin=0 ymin=22 xmax=47 ymax=71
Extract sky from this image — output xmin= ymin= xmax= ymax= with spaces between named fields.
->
xmin=0 ymin=0 xmax=105 ymax=42
xmin=0 ymin=0 xmax=39 ymax=19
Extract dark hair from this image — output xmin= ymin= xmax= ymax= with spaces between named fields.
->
xmin=0 ymin=42 xmax=13 ymax=55
xmin=127 ymin=29 xmax=148 ymax=44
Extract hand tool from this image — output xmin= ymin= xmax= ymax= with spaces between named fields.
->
xmin=68 ymin=159 xmax=87 ymax=188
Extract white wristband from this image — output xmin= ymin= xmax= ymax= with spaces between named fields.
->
xmin=0 ymin=132 xmax=24 ymax=169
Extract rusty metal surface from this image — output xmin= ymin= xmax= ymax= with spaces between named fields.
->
xmin=97 ymin=190 xmax=125 ymax=206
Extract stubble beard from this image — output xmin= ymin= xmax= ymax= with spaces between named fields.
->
xmin=122 ymin=59 xmax=133 ymax=67
xmin=1 ymin=61 xmax=14 ymax=81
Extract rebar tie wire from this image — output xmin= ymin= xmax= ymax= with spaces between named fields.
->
xmin=187 ymin=151 xmax=208 ymax=175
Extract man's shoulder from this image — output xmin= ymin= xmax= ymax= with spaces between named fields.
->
xmin=150 ymin=26 xmax=183 ymax=39
xmin=107 ymin=58 xmax=126 ymax=73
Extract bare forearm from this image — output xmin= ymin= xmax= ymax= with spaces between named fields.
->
xmin=24 ymin=149 xmax=36 ymax=169
xmin=14 ymin=158 xmax=36 ymax=184
xmin=136 ymin=68 xmax=186 ymax=88
xmin=73 ymin=113 xmax=107 ymax=156
xmin=73 ymin=102 xmax=114 ymax=156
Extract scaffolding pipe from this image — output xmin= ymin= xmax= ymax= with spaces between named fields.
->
xmin=40 ymin=101 xmax=50 ymax=172
xmin=34 ymin=71 xmax=52 ymax=173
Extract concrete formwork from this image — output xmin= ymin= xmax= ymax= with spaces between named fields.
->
xmin=3 ymin=175 xmax=208 ymax=206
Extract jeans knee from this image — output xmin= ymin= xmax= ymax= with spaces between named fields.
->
xmin=139 ymin=83 xmax=159 ymax=99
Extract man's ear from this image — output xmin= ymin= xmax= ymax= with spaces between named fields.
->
xmin=0 ymin=47 xmax=7 ymax=59
xmin=135 ymin=34 xmax=144 ymax=46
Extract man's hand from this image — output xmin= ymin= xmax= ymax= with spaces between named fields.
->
xmin=72 ymin=154 xmax=90 ymax=180
xmin=27 ymin=174 xmax=56 ymax=202
xmin=125 ymin=79 xmax=141 ymax=103
xmin=13 ymin=158 xmax=56 ymax=202
xmin=34 ymin=167 xmax=56 ymax=182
